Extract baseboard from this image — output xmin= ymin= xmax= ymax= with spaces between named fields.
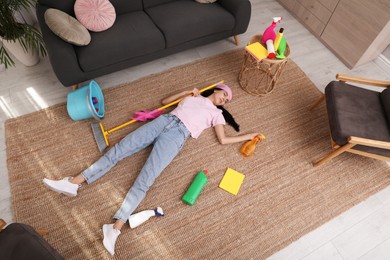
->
xmin=375 ymin=54 xmax=390 ymax=74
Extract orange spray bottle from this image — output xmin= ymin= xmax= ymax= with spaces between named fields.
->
xmin=240 ymin=134 xmax=266 ymax=157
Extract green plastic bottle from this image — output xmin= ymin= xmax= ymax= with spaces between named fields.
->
xmin=276 ymin=36 xmax=287 ymax=59
xmin=182 ymin=170 xmax=208 ymax=206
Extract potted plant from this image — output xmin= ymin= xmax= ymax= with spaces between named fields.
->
xmin=0 ymin=0 xmax=46 ymax=68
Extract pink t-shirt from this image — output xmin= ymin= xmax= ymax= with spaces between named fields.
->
xmin=170 ymin=96 xmax=226 ymax=139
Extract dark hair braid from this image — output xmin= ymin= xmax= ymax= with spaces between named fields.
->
xmin=201 ymin=88 xmax=240 ymax=132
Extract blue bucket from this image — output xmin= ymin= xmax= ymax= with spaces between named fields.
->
xmin=66 ymin=80 xmax=105 ymax=120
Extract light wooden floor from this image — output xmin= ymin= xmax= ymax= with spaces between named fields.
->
xmin=1 ymin=0 xmax=390 ymax=259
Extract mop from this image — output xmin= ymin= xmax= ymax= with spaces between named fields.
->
xmin=91 ymin=80 xmax=224 ymax=152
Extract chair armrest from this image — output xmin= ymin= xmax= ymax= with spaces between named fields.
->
xmin=336 ymin=74 xmax=390 ymax=88
xmin=349 ymin=136 xmax=390 ymax=149
xmin=218 ymin=0 xmax=251 ymax=35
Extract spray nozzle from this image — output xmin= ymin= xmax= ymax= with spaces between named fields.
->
xmin=154 ymin=207 xmax=164 ymax=217
xmin=273 ymin=17 xmax=282 ymax=23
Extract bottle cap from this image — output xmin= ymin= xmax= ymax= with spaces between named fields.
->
xmin=267 ymin=53 xmax=276 ymax=59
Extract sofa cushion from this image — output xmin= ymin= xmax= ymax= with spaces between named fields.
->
xmin=195 ymin=0 xmax=217 ymax=3
xmin=44 ymin=8 xmax=91 ymax=46
xmin=143 ymin=0 xmax=175 ymax=9
xmin=38 ymin=0 xmax=143 ymax=15
xmin=109 ymin=0 xmax=143 ymax=14
xmin=325 ymin=81 xmax=390 ymax=157
xmin=145 ymin=0 xmax=235 ymax=48
xmin=38 ymin=0 xmax=76 ymax=14
xmin=75 ymin=11 xmax=165 ymax=72
xmin=74 ymin=0 xmax=116 ymax=32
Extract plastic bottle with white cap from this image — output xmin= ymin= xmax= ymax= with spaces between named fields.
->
xmin=128 ymin=207 xmax=164 ymax=229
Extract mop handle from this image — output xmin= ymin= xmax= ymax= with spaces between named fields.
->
xmin=106 ymin=80 xmax=224 ymax=134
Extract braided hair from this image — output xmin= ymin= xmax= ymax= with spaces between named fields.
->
xmin=201 ymin=88 xmax=240 ymax=132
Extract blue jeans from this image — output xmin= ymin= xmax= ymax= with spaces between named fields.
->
xmin=81 ymin=114 xmax=190 ymax=222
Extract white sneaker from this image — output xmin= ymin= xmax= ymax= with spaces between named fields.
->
xmin=103 ymin=224 xmax=120 ymax=256
xmin=43 ymin=177 xmax=79 ymax=197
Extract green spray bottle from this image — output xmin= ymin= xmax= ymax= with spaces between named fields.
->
xmin=182 ymin=170 xmax=208 ymax=206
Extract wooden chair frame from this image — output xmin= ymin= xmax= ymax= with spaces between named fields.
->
xmin=0 ymin=219 xmax=6 ymax=231
xmin=311 ymin=74 xmax=390 ymax=167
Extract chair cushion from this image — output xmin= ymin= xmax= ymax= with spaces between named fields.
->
xmin=145 ymin=0 xmax=235 ymax=48
xmin=325 ymin=81 xmax=390 ymax=157
xmin=75 ymin=11 xmax=165 ymax=72
xmin=44 ymin=8 xmax=91 ymax=46
xmin=0 ymin=223 xmax=64 ymax=259
xmin=74 ymin=0 xmax=116 ymax=32
xmin=380 ymin=87 xmax=390 ymax=124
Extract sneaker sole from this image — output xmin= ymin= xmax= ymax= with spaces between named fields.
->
xmin=43 ymin=179 xmax=77 ymax=197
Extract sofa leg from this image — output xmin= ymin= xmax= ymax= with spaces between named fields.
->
xmin=312 ymin=143 xmax=355 ymax=167
xmin=71 ymin=84 xmax=78 ymax=90
xmin=234 ymin=35 xmax=239 ymax=45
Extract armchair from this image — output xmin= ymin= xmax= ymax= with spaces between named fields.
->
xmin=0 ymin=219 xmax=64 ymax=259
xmin=311 ymin=74 xmax=390 ymax=167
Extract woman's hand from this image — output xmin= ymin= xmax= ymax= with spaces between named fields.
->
xmin=162 ymin=87 xmax=200 ymax=105
xmin=191 ymin=88 xmax=200 ymax=97
xmin=250 ymin=133 xmax=265 ymax=140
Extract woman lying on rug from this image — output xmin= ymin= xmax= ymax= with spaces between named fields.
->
xmin=43 ymin=83 xmax=262 ymax=256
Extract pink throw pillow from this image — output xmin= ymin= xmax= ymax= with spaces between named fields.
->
xmin=74 ymin=0 xmax=116 ymax=32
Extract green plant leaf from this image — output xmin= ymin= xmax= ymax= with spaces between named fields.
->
xmin=0 ymin=45 xmax=15 ymax=69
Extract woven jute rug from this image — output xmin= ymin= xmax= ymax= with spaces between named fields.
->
xmin=6 ymin=50 xmax=390 ymax=259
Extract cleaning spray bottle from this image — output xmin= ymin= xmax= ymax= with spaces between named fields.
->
xmin=273 ymin=28 xmax=284 ymax=50
xmin=240 ymin=134 xmax=266 ymax=157
xmin=128 ymin=207 xmax=164 ymax=229
xmin=262 ymin=17 xmax=282 ymax=59
xmin=275 ymin=36 xmax=287 ymax=59
xmin=182 ymin=170 xmax=208 ymax=206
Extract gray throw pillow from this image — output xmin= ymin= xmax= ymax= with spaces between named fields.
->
xmin=44 ymin=8 xmax=91 ymax=46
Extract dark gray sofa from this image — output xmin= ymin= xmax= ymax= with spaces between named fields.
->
xmin=36 ymin=0 xmax=251 ymax=87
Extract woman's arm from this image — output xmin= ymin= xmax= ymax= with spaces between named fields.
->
xmin=161 ymin=88 xmax=200 ymax=105
xmin=214 ymin=124 xmax=261 ymax=145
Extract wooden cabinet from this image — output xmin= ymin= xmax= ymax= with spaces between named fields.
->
xmin=278 ymin=0 xmax=336 ymax=36
xmin=277 ymin=0 xmax=390 ymax=68
xmin=317 ymin=0 xmax=338 ymax=12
